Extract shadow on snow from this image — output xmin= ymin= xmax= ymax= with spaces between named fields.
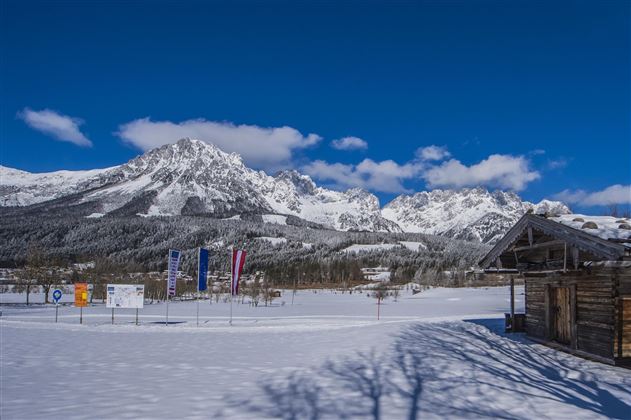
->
xmin=224 ymin=318 xmax=631 ymax=419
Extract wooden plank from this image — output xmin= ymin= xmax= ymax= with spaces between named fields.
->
xmin=544 ymin=284 xmax=551 ymax=339
xmin=513 ymin=239 xmax=564 ymax=252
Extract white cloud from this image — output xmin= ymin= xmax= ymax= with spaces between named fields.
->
xmin=546 ymin=158 xmax=568 ymax=170
xmin=302 ymin=158 xmax=422 ymax=193
xmin=116 ymin=118 xmax=321 ymax=171
xmin=17 ymin=108 xmax=92 ymax=147
xmin=553 ymin=185 xmax=631 ymax=206
xmin=330 ymin=136 xmax=368 ymax=151
xmin=415 ymin=145 xmax=451 ymax=161
xmin=423 ymin=154 xmax=540 ymax=191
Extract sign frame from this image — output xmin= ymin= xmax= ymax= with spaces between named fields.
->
xmin=106 ymin=284 xmax=145 ymax=309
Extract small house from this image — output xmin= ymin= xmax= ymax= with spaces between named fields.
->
xmin=479 ymin=213 xmax=631 ymax=367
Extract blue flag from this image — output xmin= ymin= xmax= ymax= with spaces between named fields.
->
xmin=198 ymin=248 xmax=209 ymax=292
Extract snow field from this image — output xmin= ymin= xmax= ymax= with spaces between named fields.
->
xmin=1 ymin=286 xmax=629 ymax=419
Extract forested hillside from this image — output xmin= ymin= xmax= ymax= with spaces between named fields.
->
xmin=0 ymin=214 xmax=489 ymax=286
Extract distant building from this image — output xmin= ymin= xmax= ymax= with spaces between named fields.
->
xmin=480 ymin=213 xmax=631 ymax=367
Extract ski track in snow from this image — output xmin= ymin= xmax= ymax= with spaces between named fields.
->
xmin=2 ymin=286 xmax=630 ymax=419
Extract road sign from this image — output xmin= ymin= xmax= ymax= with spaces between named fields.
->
xmin=74 ymin=283 xmax=88 ymax=307
xmin=52 ymin=289 xmax=62 ymax=303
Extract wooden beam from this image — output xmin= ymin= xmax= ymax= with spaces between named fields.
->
xmin=563 ymin=242 xmax=567 ymax=272
xmin=513 ymin=240 xmax=565 ymax=252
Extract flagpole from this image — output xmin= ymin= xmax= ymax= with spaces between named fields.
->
xmin=165 ymin=250 xmax=170 ymax=326
xmin=229 ymin=246 xmax=233 ymax=326
xmin=196 ymin=247 xmax=200 ymax=327
xmin=164 ymin=249 xmax=171 ymax=326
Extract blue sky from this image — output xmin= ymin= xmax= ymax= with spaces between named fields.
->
xmin=1 ymin=0 xmax=629 ymax=211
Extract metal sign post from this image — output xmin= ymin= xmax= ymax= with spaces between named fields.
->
xmin=52 ymin=289 xmax=62 ymax=323
xmin=166 ymin=294 xmax=169 ymax=325
xmin=111 ymin=308 xmax=115 ymax=325
xmin=196 ymin=293 xmax=200 ymax=327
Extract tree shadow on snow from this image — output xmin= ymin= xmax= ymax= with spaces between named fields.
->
xmin=224 ymin=320 xmax=631 ymax=419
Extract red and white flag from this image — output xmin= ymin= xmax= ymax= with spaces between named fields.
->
xmin=231 ymin=249 xmax=247 ymax=296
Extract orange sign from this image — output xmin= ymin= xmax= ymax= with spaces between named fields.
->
xmin=74 ymin=283 xmax=88 ymax=307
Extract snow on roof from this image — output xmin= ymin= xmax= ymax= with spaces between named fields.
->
xmin=549 ymin=214 xmax=631 ymax=241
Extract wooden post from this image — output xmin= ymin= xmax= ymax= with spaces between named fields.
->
xmin=572 ymin=247 xmax=579 ymax=270
xmin=111 ymin=308 xmax=114 ymax=325
xmin=510 ymin=276 xmax=515 ymax=332
xmin=563 ymin=242 xmax=567 ymax=272
xmin=135 ymin=308 xmax=139 ymax=326
xmin=570 ymin=284 xmax=577 ymax=350
xmin=544 ymin=284 xmax=551 ymax=339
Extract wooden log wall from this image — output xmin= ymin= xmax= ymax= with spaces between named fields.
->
xmin=524 ymin=268 xmax=629 ymax=361
xmin=614 ymin=272 xmax=631 ymax=359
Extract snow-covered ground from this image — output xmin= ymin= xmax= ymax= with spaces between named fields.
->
xmin=254 ymin=236 xmax=288 ymax=246
xmin=2 ymin=287 xmax=630 ymax=419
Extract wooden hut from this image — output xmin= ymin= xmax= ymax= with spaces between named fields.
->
xmin=479 ymin=213 xmax=631 ymax=367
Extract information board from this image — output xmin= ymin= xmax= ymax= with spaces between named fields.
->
xmin=106 ymin=284 xmax=144 ymax=309
xmin=74 ymin=283 xmax=88 ymax=307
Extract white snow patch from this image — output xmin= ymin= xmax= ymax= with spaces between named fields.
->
xmin=399 ymin=241 xmax=427 ymax=251
xmin=254 ymin=236 xmax=287 ymax=246
xmin=85 ymin=213 xmax=105 ymax=218
xmin=342 ymin=243 xmax=399 ymax=253
xmin=261 ymin=214 xmax=287 ymax=225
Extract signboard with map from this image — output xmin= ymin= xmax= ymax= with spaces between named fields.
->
xmin=106 ymin=284 xmax=144 ymax=309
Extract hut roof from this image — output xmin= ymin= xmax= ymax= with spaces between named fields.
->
xmin=548 ymin=214 xmax=631 ymax=241
xmin=479 ymin=214 xmax=630 ymax=269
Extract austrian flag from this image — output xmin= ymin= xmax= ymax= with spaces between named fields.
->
xmin=231 ymin=249 xmax=247 ymax=296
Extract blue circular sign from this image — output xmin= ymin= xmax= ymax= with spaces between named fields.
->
xmin=52 ymin=289 xmax=63 ymax=303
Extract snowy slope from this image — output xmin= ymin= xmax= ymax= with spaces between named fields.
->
xmin=0 ymin=165 xmax=112 ymax=206
xmin=382 ymin=188 xmax=570 ymax=243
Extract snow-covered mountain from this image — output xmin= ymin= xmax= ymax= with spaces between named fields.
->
xmin=381 ymin=188 xmax=570 ymax=243
xmin=0 ymin=138 xmax=399 ymax=232
xmin=0 ymin=138 xmax=570 ymax=241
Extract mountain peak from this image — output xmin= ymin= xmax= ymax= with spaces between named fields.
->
xmin=1 ymin=140 xmax=571 ymax=242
